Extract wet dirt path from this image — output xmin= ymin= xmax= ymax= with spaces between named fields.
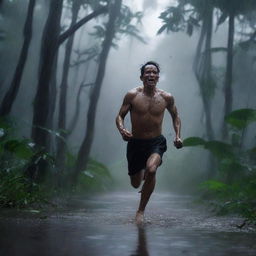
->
xmin=0 ymin=192 xmax=255 ymax=256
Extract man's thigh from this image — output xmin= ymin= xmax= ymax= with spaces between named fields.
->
xmin=146 ymin=153 xmax=162 ymax=168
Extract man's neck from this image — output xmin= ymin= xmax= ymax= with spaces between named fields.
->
xmin=143 ymin=85 xmax=156 ymax=96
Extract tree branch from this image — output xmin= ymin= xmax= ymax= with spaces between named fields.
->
xmin=58 ymin=6 xmax=108 ymax=45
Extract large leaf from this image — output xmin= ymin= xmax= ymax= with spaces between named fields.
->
xmin=184 ymin=137 xmax=234 ymax=159
xmin=225 ymin=108 xmax=256 ymax=129
xmin=219 ymin=158 xmax=245 ymax=174
xmin=157 ymin=24 xmax=168 ymax=35
xmin=78 ymin=158 xmax=112 ymax=192
xmin=183 ymin=137 xmax=205 ymax=146
xmin=87 ymin=158 xmax=112 ymax=178
xmin=204 ymin=141 xmax=234 ymax=159
xmin=4 ymin=140 xmax=33 ymax=159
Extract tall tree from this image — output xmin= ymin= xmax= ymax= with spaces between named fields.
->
xmin=32 ymin=1 xmax=108 ymax=151
xmin=158 ymin=0 xmax=216 ymax=140
xmin=32 ymin=0 xmax=63 ymax=149
xmin=74 ymin=0 xmax=122 ymax=182
xmin=192 ymin=0 xmax=215 ymax=140
xmin=56 ymin=0 xmax=81 ymax=171
xmin=214 ymin=0 xmax=256 ymax=139
xmin=47 ymin=54 xmax=58 ymax=153
xmin=0 ymin=0 xmax=36 ymax=116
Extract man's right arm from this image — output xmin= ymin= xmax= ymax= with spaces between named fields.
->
xmin=116 ymin=92 xmax=134 ymax=141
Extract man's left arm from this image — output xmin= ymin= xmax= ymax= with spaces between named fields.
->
xmin=166 ymin=94 xmax=183 ymax=149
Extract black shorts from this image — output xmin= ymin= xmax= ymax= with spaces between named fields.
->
xmin=126 ymin=135 xmax=167 ymax=176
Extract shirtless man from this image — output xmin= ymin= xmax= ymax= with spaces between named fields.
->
xmin=116 ymin=61 xmax=182 ymax=224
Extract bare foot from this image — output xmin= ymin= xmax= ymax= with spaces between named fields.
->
xmin=135 ymin=211 xmax=144 ymax=225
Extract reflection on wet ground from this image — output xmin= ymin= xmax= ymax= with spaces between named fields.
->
xmin=0 ymin=192 xmax=255 ymax=256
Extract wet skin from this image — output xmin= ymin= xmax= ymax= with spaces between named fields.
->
xmin=116 ymin=64 xmax=183 ymax=224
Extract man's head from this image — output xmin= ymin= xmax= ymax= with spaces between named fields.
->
xmin=140 ymin=61 xmax=160 ymax=88
xmin=140 ymin=61 xmax=160 ymax=77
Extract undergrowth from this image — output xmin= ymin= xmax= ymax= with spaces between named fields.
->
xmin=184 ymin=108 xmax=256 ymax=224
xmin=0 ymin=118 xmax=113 ymax=209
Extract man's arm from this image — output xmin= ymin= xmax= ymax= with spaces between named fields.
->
xmin=166 ymin=94 xmax=183 ymax=149
xmin=116 ymin=92 xmax=134 ymax=141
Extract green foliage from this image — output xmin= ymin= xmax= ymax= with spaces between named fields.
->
xmin=0 ymin=118 xmax=114 ymax=208
xmin=183 ymin=136 xmax=205 ymax=146
xmin=158 ymin=6 xmax=185 ymax=34
xmin=183 ymin=137 xmax=234 ymax=159
xmin=219 ymin=158 xmax=245 ymax=175
xmin=184 ymin=108 xmax=256 ymax=221
xmin=158 ymin=5 xmax=196 ymax=35
xmin=0 ymin=118 xmax=33 ymax=162
xmin=157 ymin=1 xmax=203 ymax=36
xmin=199 ymin=178 xmax=256 ymax=220
xmin=66 ymin=0 xmax=108 ymax=12
xmin=3 ymin=139 xmax=33 ymax=159
xmin=205 ymin=141 xmax=234 ymax=159
xmin=75 ymin=158 xmax=113 ymax=193
xmin=0 ymin=170 xmax=44 ymax=208
xmin=90 ymin=3 xmax=145 ymax=47
xmin=0 ymin=119 xmax=52 ymax=208
xmin=199 ymin=180 xmax=229 ymax=198
xmin=214 ymin=0 xmax=256 ymax=16
xmin=225 ymin=108 xmax=256 ymax=130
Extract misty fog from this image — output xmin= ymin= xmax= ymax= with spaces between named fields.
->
xmin=0 ymin=0 xmax=256 ymax=193
xmin=1 ymin=1 xmax=256 ymax=255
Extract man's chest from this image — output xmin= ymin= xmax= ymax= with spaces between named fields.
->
xmin=131 ymin=94 xmax=166 ymax=116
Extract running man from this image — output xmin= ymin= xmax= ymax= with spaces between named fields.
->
xmin=116 ymin=61 xmax=183 ymax=224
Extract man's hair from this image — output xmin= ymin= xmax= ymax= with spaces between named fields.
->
xmin=140 ymin=61 xmax=160 ymax=77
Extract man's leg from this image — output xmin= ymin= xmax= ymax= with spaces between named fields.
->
xmin=136 ymin=153 xmax=161 ymax=224
xmin=130 ymin=169 xmax=145 ymax=188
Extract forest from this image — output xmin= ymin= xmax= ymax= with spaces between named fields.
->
xmin=0 ymin=0 xmax=256 ymax=227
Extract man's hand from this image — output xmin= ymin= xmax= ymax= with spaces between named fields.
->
xmin=173 ymin=137 xmax=183 ymax=149
xmin=120 ymin=128 xmax=133 ymax=141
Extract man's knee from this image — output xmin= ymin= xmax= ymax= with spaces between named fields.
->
xmin=146 ymin=163 xmax=158 ymax=176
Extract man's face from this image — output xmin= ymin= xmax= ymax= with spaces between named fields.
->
xmin=141 ymin=65 xmax=159 ymax=87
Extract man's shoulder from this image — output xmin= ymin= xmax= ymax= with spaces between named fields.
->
xmin=157 ymin=89 xmax=173 ymax=101
xmin=124 ymin=87 xmax=141 ymax=102
xmin=126 ymin=87 xmax=141 ymax=97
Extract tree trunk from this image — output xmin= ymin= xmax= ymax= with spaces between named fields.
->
xmin=222 ymin=11 xmax=234 ymax=140
xmin=193 ymin=3 xmax=214 ymax=140
xmin=47 ymin=53 xmax=58 ymax=153
xmin=0 ymin=0 xmax=36 ymax=116
xmin=202 ymin=6 xmax=214 ymax=140
xmin=32 ymin=3 xmax=108 ymax=149
xmin=73 ymin=0 xmax=122 ymax=183
xmin=193 ymin=3 xmax=216 ymax=178
xmin=56 ymin=1 xmax=80 ymax=171
xmin=32 ymin=0 xmax=63 ymax=149
xmin=68 ymin=81 xmax=93 ymax=134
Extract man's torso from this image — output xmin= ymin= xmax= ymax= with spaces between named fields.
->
xmin=130 ymin=87 xmax=169 ymax=139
